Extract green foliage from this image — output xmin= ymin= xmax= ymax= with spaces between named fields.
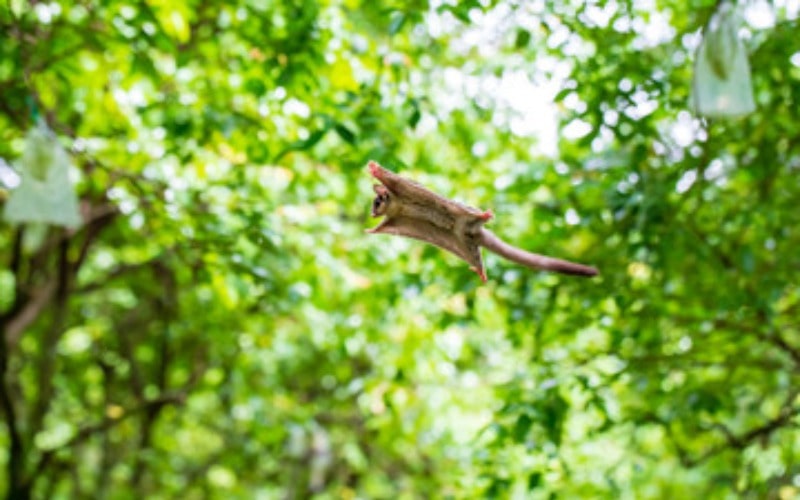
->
xmin=0 ymin=1 xmax=798 ymax=498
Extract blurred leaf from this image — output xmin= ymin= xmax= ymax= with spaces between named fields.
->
xmin=528 ymin=472 xmax=542 ymax=490
xmin=0 ymin=1 xmax=798 ymax=498
xmin=389 ymin=11 xmax=406 ymax=35
xmin=334 ymin=123 xmax=356 ymax=144
xmin=275 ymin=127 xmax=330 ymax=160
xmin=149 ymin=1 xmax=191 ymax=43
xmin=407 ymin=98 xmax=422 ymax=129
xmin=514 ymin=29 xmax=531 ymax=50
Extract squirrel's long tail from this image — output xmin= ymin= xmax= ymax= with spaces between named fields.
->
xmin=479 ymin=229 xmax=598 ymax=277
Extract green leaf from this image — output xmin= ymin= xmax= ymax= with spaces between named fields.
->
xmin=512 ymin=413 xmax=533 ymax=442
xmin=275 ymin=127 xmax=330 ymax=160
xmin=245 ymin=78 xmax=267 ymax=97
xmin=527 ymin=472 xmax=542 ymax=490
xmin=514 ymin=29 xmax=531 ymax=50
xmin=407 ymin=99 xmax=421 ymax=129
xmin=0 ymin=269 xmax=14 ymax=314
xmin=334 ymin=123 xmax=356 ymax=144
xmin=388 ymin=11 xmax=406 ymax=35
xmin=553 ymin=87 xmax=572 ymax=103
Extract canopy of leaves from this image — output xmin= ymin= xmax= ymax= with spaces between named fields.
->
xmin=0 ymin=0 xmax=799 ymax=498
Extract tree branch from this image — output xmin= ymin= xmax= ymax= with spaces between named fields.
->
xmin=3 ymin=281 xmax=56 ymax=347
xmin=760 ymin=330 xmax=800 ymax=367
xmin=76 ymin=261 xmax=157 ymax=294
xmin=132 ymin=262 xmax=177 ymax=487
xmin=8 ymin=227 xmax=23 ymax=277
xmin=31 ymin=390 xmax=188 ymax=481
xmin=0 ymin=317 xmax=25 ymax=499
xmin=30 ymin=238 xmax=71 ymax=437
xmin=646 ymin=389 xmax=800 ymax=468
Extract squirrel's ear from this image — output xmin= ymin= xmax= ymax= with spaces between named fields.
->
xmin=373 ymin=184 xmax=389 ymax=196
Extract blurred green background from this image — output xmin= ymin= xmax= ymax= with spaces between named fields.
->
xmin=1 ymin=0 xmax=799 ymax=498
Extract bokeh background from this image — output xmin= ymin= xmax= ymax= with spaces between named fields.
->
xmin=1 ymin=0 xmax=799 ymax=498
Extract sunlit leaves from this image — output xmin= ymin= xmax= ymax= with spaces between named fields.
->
xmin=0 ymin=0 xmax=798 ymax=498
xmin=0 ymin=269 xmax=14 ymax=313
xmin=147 ymin=0 xmax=192 ymax=43
xmin=329 ymin=57 xmax=359 ymax=91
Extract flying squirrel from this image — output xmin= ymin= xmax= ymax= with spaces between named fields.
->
xmin=366 ymin=161 xmax=599 ymax=282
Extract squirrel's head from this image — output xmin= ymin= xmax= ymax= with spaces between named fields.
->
xmin=371 ymin=184 xmax=391 ymax=217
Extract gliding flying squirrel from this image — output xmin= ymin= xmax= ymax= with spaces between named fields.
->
xmin=366 ymin=161 xmax=598 ymax=282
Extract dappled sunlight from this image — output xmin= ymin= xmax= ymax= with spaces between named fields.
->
xmin=0 ymin=0 xmax=799 ymax=498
